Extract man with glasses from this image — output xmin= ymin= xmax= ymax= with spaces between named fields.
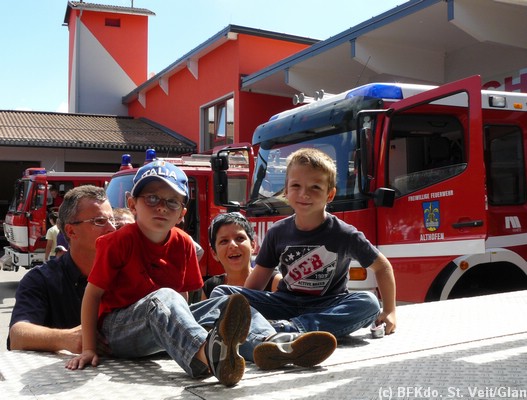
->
xmin=8 ymin=185 xmax=115 ymax=353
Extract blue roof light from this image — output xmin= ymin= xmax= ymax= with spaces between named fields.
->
xmin=345 ymin=83 xmax=403 ymax=100
xmin=145 ymin=148 xmax=157 ymax=163
xmin=121 ymin=154 xmax=132 ymax=166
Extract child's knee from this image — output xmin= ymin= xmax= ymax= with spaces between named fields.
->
xmin=354 ymin=291 xmax=381 ymax=313
xmin=210 ymin=284 xmax=236 ymax=298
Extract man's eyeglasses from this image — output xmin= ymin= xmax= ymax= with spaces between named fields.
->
xmin=136 ymin=194 xmax=183 ymax=211
xmin=69 ymin=216 xmax=116 ymax=227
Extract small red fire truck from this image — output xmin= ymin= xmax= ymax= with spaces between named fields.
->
xmin=211 ymin=75 xmax=527 ymax=303
xmin=1 ymin=169 xmax=112 ymax=271
xmin=105 ymin=147 xmax=252 ymax=280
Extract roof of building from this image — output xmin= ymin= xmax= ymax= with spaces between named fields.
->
xmin=0 ymin=110 xmax=196 ymax=154
xmin=64 ymin=1 xmax=155 ymax=23
xmin=240 ymin=0 xmax=527 ymax=97
xmin=122 ymin=24 xmax=319 ymax=104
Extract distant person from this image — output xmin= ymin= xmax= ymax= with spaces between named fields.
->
xmin=211 ymin=148 xmax=397 ymax=342
xmin=44 ymin=212 xmax=60 ymax=262
xmin=56 ymin=230 xmax=69 ymax=250
xmin=49 ymin=185 xmax=63 ymax=211
xmin=202 ymin=212 xmax=281 ymax=300
xmin=66 ymin=160 xmax=337 ymax=386
xmin=112 ymin=207 xmax=135 ymax=229
xmin=54 ymin=245 xmax=67 ymax=259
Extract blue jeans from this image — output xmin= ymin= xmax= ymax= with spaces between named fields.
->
xmin=210 ymin=285 xmax=380 ymax=338
xmin=101 ymin=288 xmax=275 ymax=377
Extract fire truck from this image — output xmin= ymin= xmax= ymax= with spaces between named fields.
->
xmin=105 ymin=147 xmax=252 ymax=280
xmin=0 ymin=169 xmax=113 ymax=272
xmin=211 ymin=75 xmax=527 ymax=303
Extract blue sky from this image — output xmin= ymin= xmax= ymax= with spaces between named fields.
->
xmin=0 ymin=0 xmax=406 ymax=112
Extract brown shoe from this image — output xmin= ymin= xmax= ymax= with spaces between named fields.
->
xmin=205 ymin=294 xmax=250 ymax=386
xmin=253 ymin=331 xmax=337 ymax=370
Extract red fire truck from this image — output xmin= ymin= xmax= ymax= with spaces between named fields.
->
xmin=211 ymin=75 xmax=527 ymax=303
xmin=105 ymin=147 xmax=252 ymax=280
xmin=1 ymin=169 xmax=113 ymax=271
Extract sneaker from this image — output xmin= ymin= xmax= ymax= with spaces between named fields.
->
xmin=268 ymin=319 xmax=299 ymax=333
xmin=205 ymin=294 xmax=251 ymax=386
xmin=253 ymin=331 xmax=337 ymax=370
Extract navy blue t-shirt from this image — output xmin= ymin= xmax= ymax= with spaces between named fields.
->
xmin=7 ymin=252 xmax=87 ymax=350
xmin=256 ymin=214 xmax=379 ymax=297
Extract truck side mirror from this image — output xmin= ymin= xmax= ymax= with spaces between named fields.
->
xmin=373 ymin=187 xmax=395 ymax=207
xmin=213 ymin=170 xmax=229 ymax=206
xmin=211 ymin=153 xmax=229 ymax=171
xmin=211 ymin=152 xmax=230 ymax=206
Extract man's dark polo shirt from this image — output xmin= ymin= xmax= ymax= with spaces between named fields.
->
xmin=7 ymin=252 xmax=87 ymax=350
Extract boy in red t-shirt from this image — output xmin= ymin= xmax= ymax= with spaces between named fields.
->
xmin=66 ymin=161 xmax=252 ymax=386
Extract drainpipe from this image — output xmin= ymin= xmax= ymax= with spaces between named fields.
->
xmin=75 ymin=10 xmax=83 ymax=113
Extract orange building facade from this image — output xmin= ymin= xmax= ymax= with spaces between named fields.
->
xmin=65 ymin=2 xmax=317 ymax=152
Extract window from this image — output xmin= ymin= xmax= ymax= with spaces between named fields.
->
xmin=105 ymin=18 xmax=121 ymax=27
xmin=485 ymin=125 xmax=526 ymax=205
xmin=203 ymin=98 xmax=234 ymax=150
xmin=388 ymin=114 xmax=467 ymax=197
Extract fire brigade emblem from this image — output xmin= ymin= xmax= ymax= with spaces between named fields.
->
xmin=281 ymin=245 xmax=336 ymax=295
xmin=423 ymin=201 xmax=440 ymax=232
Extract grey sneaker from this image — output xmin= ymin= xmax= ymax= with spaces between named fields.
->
xmin=268 ymin=319 xmax=299 ymax=333
xmin=253 ymin=331 xmax=337 ymax=370
xmin=205 ymin=294 xmax=250 ymax=386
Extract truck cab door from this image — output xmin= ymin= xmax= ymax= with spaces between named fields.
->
xmin=375 ymin=76 xmax=487 ymax=302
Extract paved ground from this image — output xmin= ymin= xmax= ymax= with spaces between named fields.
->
xmin=1 ymin=277 xmax=526 ymax=399
xmin=0 ymin=268 xmax=26 ymax=348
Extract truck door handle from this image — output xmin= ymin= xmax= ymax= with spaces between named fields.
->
xmin=452 ymin=220 xmax=484 ymax=229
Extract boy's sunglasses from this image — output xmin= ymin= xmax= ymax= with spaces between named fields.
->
xmin=136 ymin=194 xmax=183 ymax=211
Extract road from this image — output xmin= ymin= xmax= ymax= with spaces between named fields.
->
xmin=0 ymin=268 xmax=26 ymax=350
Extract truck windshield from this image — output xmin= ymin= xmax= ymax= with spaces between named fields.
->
xmin=247 ymin=130 xmax=359 ymax=216
xmin=106 ymin=174 xmax=134 ymax=208
xmin=8 ymin=181 xmax=30 ymax=213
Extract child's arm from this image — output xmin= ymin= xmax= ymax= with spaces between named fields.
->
xmin=179 ymin=291 xmax=189 ymax=302
xmin=245 ymin=265 xmax=275 ymax=290
xmin=369 ymin=253 xmax=397 ymax=334
xmin=65 ymin=283 xmax=104 ymax=370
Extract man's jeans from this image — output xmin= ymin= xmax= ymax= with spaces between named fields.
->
xmin=101 ymin=288 xmax=275 ymax=377
xmin=210 ymin=285 xmax=380 ymax=338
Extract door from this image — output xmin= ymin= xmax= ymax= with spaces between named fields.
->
xmin=375 ymin=76 xmax=487 ymax=301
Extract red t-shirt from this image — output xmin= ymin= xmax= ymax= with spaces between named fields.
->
xmin=89 ymin=222 xmax=203 ymax=322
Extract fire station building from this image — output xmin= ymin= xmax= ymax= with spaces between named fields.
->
xmin=0 ymin=0 xmax=526 ymax=215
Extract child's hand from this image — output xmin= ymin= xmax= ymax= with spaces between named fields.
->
xmin=376 ymin=310 xmax=397 ymax=335
xmin=65 ymin=350 xmax=99 ymax=370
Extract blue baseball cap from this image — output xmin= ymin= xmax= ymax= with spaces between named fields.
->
xmin=131 ymin=160 xmax=189 ymax=200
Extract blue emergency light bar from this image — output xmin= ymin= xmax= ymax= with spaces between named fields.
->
xmin=345 ymin=83 xmax=403 ymax=100
xmin=26 ymin=168 xmax=46 ymax=176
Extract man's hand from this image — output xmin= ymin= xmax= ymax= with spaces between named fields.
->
xmin=61 ymin=325 xmax=83 ymax=354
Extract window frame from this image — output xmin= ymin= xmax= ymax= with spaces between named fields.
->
xmin=202 ymin=95 xmax=234 ymax=151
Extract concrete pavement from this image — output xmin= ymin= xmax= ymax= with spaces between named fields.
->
xmin=0 ymin=268 xmax=26 ymax=348
xmin=1 ymin=287 xmax=526 ymax=399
